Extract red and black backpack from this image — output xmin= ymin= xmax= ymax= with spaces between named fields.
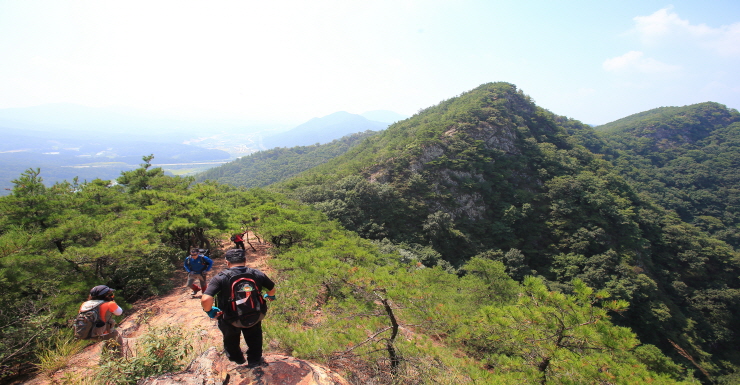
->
xmin=220 ymin=269 xmax=265 ymax=328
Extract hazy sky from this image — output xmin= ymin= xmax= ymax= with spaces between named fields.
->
xmin=1 ymin=1 xmax=739 ymax=125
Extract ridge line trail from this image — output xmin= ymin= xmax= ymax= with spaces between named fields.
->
xmin=27 ymin=233 xmax=273 ymax=385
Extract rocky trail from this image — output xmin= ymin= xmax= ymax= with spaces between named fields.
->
xmin=24 ymin=234 xmax=349 ymax=385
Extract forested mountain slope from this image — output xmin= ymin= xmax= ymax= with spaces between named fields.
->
xmin=580 ymin=103 xmax=740 ymax=248
xmin=272 ymin=82 xmax=740 ymax=381
xmin=0 ymin=160 xmax=696 ymax=384
xmin=195 ymin=130 xmax=377 ymax=188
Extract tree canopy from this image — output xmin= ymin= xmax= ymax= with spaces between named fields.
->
xmin=264 ymin=83 xmax=740 ymax=381
xmin=0 ymin=158 xmax=702 ymax=383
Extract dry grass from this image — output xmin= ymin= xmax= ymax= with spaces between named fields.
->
xmin=35 ymin=332 xmax=89 ymax=377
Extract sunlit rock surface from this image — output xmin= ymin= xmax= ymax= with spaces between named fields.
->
xmin=139 ymin=347 xmax=350 ymax=385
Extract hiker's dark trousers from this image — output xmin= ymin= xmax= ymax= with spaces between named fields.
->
xmin=218 ymin=319 xmax=262 ymax=364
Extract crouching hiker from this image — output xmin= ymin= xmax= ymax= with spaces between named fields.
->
xmin=185 ymin=247 xmax=213 ymax=298
xmin=201 ymin=249 xmax=276 ymax=368
xmin=74 ymin=285 xmax=124 ymax=354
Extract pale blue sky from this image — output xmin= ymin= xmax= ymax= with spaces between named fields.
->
xmin=1 ymin=0 xmax=739 ymax=125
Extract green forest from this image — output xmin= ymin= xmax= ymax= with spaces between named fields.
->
xmin=2 ymin=82 xmax=740 ymax=384
xmin=590 ymin=102 xmax=740 ymax=248
xmin=269 ymin=83 xmax=740 ymax=383
xmin=195 ymin=130 xmax=377 ymax=188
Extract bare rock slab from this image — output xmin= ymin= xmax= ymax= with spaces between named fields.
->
xmin=139 ymin=347 xmax=349 ymax=385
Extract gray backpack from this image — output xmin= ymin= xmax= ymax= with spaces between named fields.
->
xmin=73 ymin=300 xmax=106 ymax=339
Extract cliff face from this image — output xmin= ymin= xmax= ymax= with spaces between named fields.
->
xmin=403 ymin=119 xmax=521 ymax=221
xmin=139 ymin=348 xmax=349 ymax=385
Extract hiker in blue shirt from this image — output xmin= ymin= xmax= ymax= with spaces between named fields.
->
xmin=184 ymin=247 xmax=213 ymax=298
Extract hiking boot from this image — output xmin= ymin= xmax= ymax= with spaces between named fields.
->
xmin=221 ymin=348 xmax=246 ymax=365
xmin=245 ymin=358 xmax=268 ymax=369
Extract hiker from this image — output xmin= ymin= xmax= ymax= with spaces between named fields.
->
xmin=75 ymin=285 xmax=124 ymax=352
xmin=184 ymin=247 xmax=214 ymax=298
xmin=201 ymin=248 xmax=276 ymax=367
xmin=231 ymin=231 xmax=247 ymax=250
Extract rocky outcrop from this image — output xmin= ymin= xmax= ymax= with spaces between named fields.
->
xmin=405 ymin=119 xmax=520 ymax=221
xmin=138 ymin=347 xmax=350 ymax=385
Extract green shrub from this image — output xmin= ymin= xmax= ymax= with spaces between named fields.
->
xmin=97 ymin=325 xmax=197 ymax=385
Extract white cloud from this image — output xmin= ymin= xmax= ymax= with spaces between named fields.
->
xmin=603 ymin=51 xmax=681 ymax=74
xmin=707 ymin=22 xmax=740 ymax=57
xmin=633 ymin=7 xmax=740 ymax=57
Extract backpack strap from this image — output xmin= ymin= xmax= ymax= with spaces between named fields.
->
xmin=186 ymin=256 xmax=205 ymax=272
xmin=215 ymin=268 xmax=238 ymax=307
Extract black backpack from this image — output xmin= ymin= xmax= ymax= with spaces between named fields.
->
xmin=221 ymin=271 xmax=265 ymax=328
xmin=73 ymin=300 xmax=106 ymax=339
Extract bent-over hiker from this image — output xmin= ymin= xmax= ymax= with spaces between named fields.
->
xmin=75 ymin=285 xmax=124 ymax=353
xmin=201 ymin=249 xmax=276 ymax=367
xmin=185 ymin=247 xmax=213 ymax=298
xmin=231 ymin=231 xmax=247 ymax=250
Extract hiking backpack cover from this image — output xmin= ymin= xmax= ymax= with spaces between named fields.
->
xmin=74 ymin=300 xmax=106 ymax=339
xmin=221 ymin=269 xmax=266 ymax=328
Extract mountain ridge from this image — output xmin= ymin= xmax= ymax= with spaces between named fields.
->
xmin=196 ymin=130 xmax=378 ymax=188
xmin=267 ymin=82 xmax=740 ymax=379
xmin=594 ymin=102 xmax=740 ymax=153
xmin=576 ymin=102 xmax=740 ymax=249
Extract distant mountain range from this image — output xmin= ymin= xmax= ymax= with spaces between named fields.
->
xmin=0 ymin=104 xmax=408 ymax=192
xmin=259 ymin=111 xmax=399 ymax=149
xmin=0 ymin=103 xmax=259 ymax=142
xmin=0 ymin=104 xmax=407 ymax=147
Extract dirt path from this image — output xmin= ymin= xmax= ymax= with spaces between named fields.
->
xmin=26 ymin=233 xmax=272 ymax=385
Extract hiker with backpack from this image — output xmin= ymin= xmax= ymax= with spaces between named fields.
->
xmin=74 ymin=285 xmax=124 ymax=352
xmin=201 ymin=249 xmax=276 ymax=368
xmin=231 ymin=231 xmax=247 ymax=250
xmin=184 ymin=247 xmax=214 ymax=298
